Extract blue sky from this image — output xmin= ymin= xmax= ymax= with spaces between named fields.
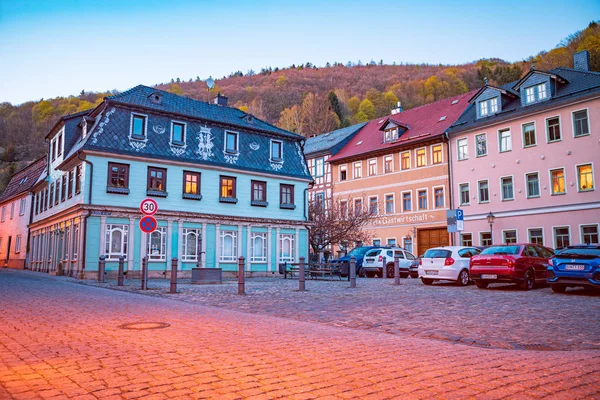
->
xmin=0 ymin=0 xmax=598 ymax=104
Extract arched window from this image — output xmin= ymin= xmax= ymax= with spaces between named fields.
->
xmin=147 ymin=227 xmax=166 ymax=261
xmin=182 ymin=228 xmax=202 ymax=262
xmin=279 ymin=234 xmax=295 ymax=262
xmin=105 ymin=224 xmax=128 ymax=260
xmin=220 ymin=231 xmax=237 ymax=262
xmin=251 ymin=232 xmax=267 ymax=262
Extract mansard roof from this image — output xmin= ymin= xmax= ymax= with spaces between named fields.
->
xmin=512 ymin=69 xmax=568 ymax=90
xmin=0 ymin=157 xmax=47 ymax=204
xmin=304 ymin=122 xmax=366 ymax=157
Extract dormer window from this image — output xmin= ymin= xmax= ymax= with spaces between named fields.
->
xmin=384 ymin=128 xmax=398 ymax=143
xmin=171 ymin=122 xmax=185 ymax=145
xmin=225 ymin=131 xmax=239 ymax=154
xmin=270 ymin=140 xmax=283 ymax=162
xmin=524 ymin=83 xmax=547 ymax=104
xmin=82 ymin=119 xmax=88 ymax=138
xmin=131 ymin=114 xmax=147 ymax=139
xmin=480 ymin=97 xmax=498 ymax=117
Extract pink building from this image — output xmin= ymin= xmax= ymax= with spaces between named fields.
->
xmin=448 ymin=51 xmax=599 ymax=249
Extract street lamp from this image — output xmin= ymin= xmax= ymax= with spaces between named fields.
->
xmin=487 ymin=211 xmax=495 ymax=245
xmin=205 ymin=76 xmax=215 ymax=103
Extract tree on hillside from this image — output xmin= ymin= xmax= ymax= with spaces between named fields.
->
xmin=356 ymin=99 xmax=376 ymax=122
xmin=328 ymin=91 xmax=349 ymax=127
xmin=300 ymin=93 xmax=339 ymax=137
xmin=346 ymin=96 xmax=361 ymax=115
xmin=277 ymin=104 xmax=302 ymax=133
xmin=168 ymin=84 xmax=183 ymax=95
xmin=248 ymin=98 xmax=267 ymax=120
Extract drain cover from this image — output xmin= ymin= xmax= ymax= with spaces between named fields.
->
xmin=118 ymin=322 xmax=170 ymax=330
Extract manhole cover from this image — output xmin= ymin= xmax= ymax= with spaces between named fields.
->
xmin=118 ymin=322 xmax=170 ymax=330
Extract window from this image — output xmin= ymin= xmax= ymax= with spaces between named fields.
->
xmin=18 ymin=198 xmax=26 ymax=216
xmin=498 ymin=129 xmax=512 ymax=152
xmin=1 ymin=207 xmax=5 ymax=222
xmin=373 ymin=239 xmax=381 ymax=246
xmin=503 ymin=230 xmax=517 ymax=244
xmin=57 ymin=134 xmax=62 ymax=157
xmin=385 ymin=194 xmax=394 ymax=214
xmin=550 ymin=168 xmax=565 ymax=195
xmin=280 ymin=184 xmax=294 ymax=208
xmin=51 ymin=140 xmax=56 ymax=161
xmin=339 ymin=165 xmax=347 ymax=181
xmin=132 ymin=114 xmax=146 ymax=138
xmin=368 ymin=159 xmax=377 ymax=176
xmin=54 ymin=180 xmax=60 ymax=205
xmin=15 ymin=235 xmax=21 ymax=253
xmin=480 ymin=232 xmax=492 ymax=247
xmin=577 ymin=164 xmax=594 ymax=191
xmin=171 ymin=122 xmax=185 ymax=145
xmin=459 ymin=184 xmax=470 ymax=206
xmin=522 ymin=123 xmax=536 ymax=147
xmin=384 ymin=156 xmax=393 ymax=173
xmin=547 ymin=117 xmax=561 ymax=142
xmin=49 ymin=183 xmax=54 ymax=208
xmin=403 ymin=237 xmax=413 ymax=254
xmin=271 ymin=140 xmax=283 ymax=161
xmin=501 ymin=177 xmax=514 ymax=200
xmin=107 ymin=162 xmax=130 ymax=193
xmin=61 ymin=176 xmax=67 ymax=202
xmin=251 ymin=232 xmax=267 ymax=262
xmin=416 ymin=148 xmax=426 ymax=167
xmin=401 ymin=152 xmax=410 ymax=170
xmin=10 ymin=202 xmax=14 ymax=219
xmin=314 ymin=193 xmax=324 ymax=209
xmin=402 ymin=192 xmax=411 ymax=212
xmin=182 ymin=171 xmax=201 ymax=200
xmin=220 ymin=176 xmax=237 ymax=202
xmin=460 ymin=233 xmax=473 ymax=246
xmin=354 ymin=198 xmax=362 ymax=216
xmin=105 ymin=224 xmax=128 ymax=260
xmin=73 ymin=224 xmax=79 ymax=259
xmin=225 ymin=131 xmax=238 ymax=154
xmin=182 ymin=228 xmax=202 ymax=262
xmin=581 ymin=225 xmax=599 ymax=244
xmin=369 ymin=197 xmax=378 ymax=215
xmin=314 ymin=158 xmax=324 ymax=177
xmin=384 ymin=128 xmax=398 ymax=143
xmin=490 ymin=97 xmax=498 ymax=113
xmin=526 ymin=173 xmax=540 ymax=198
xmin=67 ymin=170 xmax=74 ymax=199
xmin=457 ymin=138 xmax=468 ymax=160
xmin=525 ymin=86 xmax=535 ymax=103
xmin=434 ymin=187 xmax=444 ymax=208
xmin=432 ymin=145 xmax=442 ymax=164
xmin=480 ymin=98 xmax=498 ymax=116
xmin=279 ymin=234 xmax=295 ymax=263
xmin=554 ymin=227 xmax=570 ymax=249
xmin=147 ymin=167 xmax=167 ymax=194
xmin=147 ymin=227 xmax=167 ymax=261
xmin=478 ymin=180 xmax=489 ymax=203
xmin=353 ymin=162 xmax=362 ymax=179
xmin=387 ymin=238 xmax=396 ymax=246
xmin=339 ymin=200 xmax=348 ymax=218
xmin=528 ymin=228 xmax=544 ymax=245
xmin=44 ymin=188 xmax=48 ymax=211
xmin=525 ymin=83 xmax=547 ymax=104
xmin=251 ymin=180 xmax=267 ymax=205
xmin=220 ymin=230 xmax=238 ymax=262
xmin=75 ymin=164 xmax=82 ymax=194
xmin=418 ymin=190 xmax=427 ymax=210
xmin=573 ymin=110 xmax=589 ymax=137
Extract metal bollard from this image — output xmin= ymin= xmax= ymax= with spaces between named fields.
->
xmin=118 ymin=256 xmax=125 ymax=286
xmin=349 ymin=256 xmax=356 ymax=288
xmin=141 ymin=256 xmax=147 ymax=290
xmin=299 ymin=257 xmax=306 ymax=291
xmin=394 ymin=255 xmax=401 ymax=285
xmin=98 ymin=255 xmax=106 ymax=283
xmin=170 ymin=258 xmax=178 ymax=294
xmin=238 ymin=256 xmax=245 ymax=295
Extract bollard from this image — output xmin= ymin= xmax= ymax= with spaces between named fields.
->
xmin=170 ymin=258 xmax=178 ymax=294
xmin=299 ymin=257 xmax=306 ymax=291
xmin=141 ymin=256 xmax=147 ymax=290
xmin=118 ymin=256 xmax=125 ymax=286
xmin=238 ymin=256 xmax=245 ymax=295
xmin=394 ymin=255 xmax=401 ymax=285
xmin=349 ymin=256 xmax=356 ymax=288
xmin=98 ymin=256 xmax=106 ymax=283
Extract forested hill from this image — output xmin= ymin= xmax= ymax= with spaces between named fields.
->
xmin=1 ymin=21 xmax=599 ymax=193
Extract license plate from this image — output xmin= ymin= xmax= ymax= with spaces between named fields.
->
xmin=565 ymin=265 xmax=586 ymax=271
xmin=366 ymin=258 xmax=374 ymax=263
xmin=481 ymin=274 xmax=497 ymax=279
xmin=425 ymin=270 xmax=438 ymax=275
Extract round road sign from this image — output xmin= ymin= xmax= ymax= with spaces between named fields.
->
xmin=139 ymin=216 xmax=158 ymax=234
xmin=140 ymin=198 xmax=158 ymax=215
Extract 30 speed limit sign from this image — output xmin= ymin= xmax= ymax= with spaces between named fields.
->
xmin=140 ymin=198 xmax=158 ymax=215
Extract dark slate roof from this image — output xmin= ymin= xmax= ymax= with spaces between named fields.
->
xmin=449 ymin=67 xmax=600 ymax=134
xmin=0 ymin=157 xmax=47 ymax=203
xmin=44 ymin=109 xmax=91 ymax=140
xmin=106 ymin=85 xmax=303 ymax=139
xmin=304 ymin=123 xmax=367 ymax=157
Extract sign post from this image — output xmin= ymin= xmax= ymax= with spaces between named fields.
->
xmin=139 ymin=199 xmax=158 ymax=290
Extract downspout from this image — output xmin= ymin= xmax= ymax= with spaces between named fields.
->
xmin=77 ymin=151 xmax=93 ymax=278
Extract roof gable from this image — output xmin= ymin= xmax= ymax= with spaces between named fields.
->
xmin=0 ymin=157 xmax=47 ymax=203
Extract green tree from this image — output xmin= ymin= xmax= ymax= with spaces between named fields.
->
xmin=365 ymin=88 xmax=389 ymax=117
xmin=168 ymin=84 xmax=183 ymax=95
xmin=346 ymin=96 xmax=361 ymax=115
xmin=357 ymin=99 xmax=376 ymax=120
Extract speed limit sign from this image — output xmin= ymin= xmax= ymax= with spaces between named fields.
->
xmin=140 ymin=198 xmax=158 ymax=215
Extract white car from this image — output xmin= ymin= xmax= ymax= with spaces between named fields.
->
xmin=418 ymin=246 xmax=482 ymax=286
xmin=363 ymin=247 xmax=417 ymax=278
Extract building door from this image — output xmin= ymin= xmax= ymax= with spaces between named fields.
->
xmin=417 ymin=228 xmax=449 ymax=257
xmin=4 ymin=236 xmax=11 ymax=266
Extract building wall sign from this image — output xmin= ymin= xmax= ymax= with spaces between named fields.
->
xmin=371 ymin=213 xmax=438 ymax=226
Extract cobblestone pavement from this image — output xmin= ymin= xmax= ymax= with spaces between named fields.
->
xmin=76 ymin=272 xmax=600 ymax=351
xmin=0 ymin=270 xmax=599 ymax=400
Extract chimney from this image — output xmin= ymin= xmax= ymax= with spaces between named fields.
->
xmin=391 ymin=101 xmax=403 ymax=115
xmin=573 ymin=50 xmax=590 ymax=72
xmin=213 ymin=92 xmax=228 ymax=106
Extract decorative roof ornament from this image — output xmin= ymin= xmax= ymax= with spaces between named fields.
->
xmin=196 ymin=127 xmax=214 ymax=161
xmin=153 ymin=125 xmax=166 ymax=134
xmin=249 ymin=142 xmax=260 ymax=151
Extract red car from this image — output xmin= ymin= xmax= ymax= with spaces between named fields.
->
xmin=470 ymin=243 xmax=554 ymax=290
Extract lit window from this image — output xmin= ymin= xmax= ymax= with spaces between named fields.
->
xmin=577 ymin=164 xmax=594 ymax=191
xmin=457 ymin=139 xmax=468 ymax=160
xmin=220 ymin=176 xmax=237 ymax=201
xmin=499 ymin=129 xmax=512 ymax=152
xmin=522 ymin=123 xmax=536 ymax=147
xmin=416 ymin=148 xmax=426 ymax=167
xmin=573 ymin=110 xmax=589 ymax=137
xmin=432 ymin=145 xmax=442 ymax=164
xmin=401 ymin=152 xmax=410 ymax=170
xmin=550 ymin=168 xmax=565 ymax=195
xmin=183 ymin=171 xmax=201 ymax=198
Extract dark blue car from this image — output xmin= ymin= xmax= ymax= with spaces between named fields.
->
xmin=333 ymin=246 xmax=384 ymax=278
xmin=547 ymin=244 xmax=600 ymax=293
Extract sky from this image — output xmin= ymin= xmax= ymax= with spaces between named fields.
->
xmin=0 ymin=0 xmax=598 ymax=105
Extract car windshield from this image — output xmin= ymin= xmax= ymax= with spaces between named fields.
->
xmin=423 ymin=249 xmax=452 ymax=258
xmin=481 ymin=246 xmax=520 ymax=255
xmin=557 ymin=248 xmax=600 ymax=257
xmin=347 ymin=247 xmax=371 ymax=258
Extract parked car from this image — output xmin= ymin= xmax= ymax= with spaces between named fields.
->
xmin=332 ymin=246 xmax=384 ymax=277
xmin=547 ymin=244 xmax=600 ymax=293
xmin=470 ymin=244 xmax=554 ymax=290
xmin=362 ymin=248 xmax=417 ymax=278
xmin=417 ymin=246 xmax=481 ymax=286
xmin=408 ymin=258 xmax=420 ymax=278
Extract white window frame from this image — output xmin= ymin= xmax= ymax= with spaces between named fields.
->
xmin=353 ymin=161 xmax=362 ymax=179
xmin=502 ymin=229 xmax=518 ymax=244
xmin=220 ymin=230 xmax=238 ymax=262
xmin=489 ymin=97 xmax=498 ymax=113
xmin=457 ymin=138 xmax=468 ymax=160
xmin=129 ymin=112 xmax=149 ymax=140
xmin=401 ymin=190 xmax=412 ymax=212
xmin=477 ymin=179 xmax=490 ymax=204
xmin=553 ymin=226 xmax=571 ymax=250
xmin=147 ymin=226 xmax=167 ymax=261
xmin=10 ymin=202 xmax=15 ymax=219
xmin=417 ymin=188 xmax=428 ymax=210
xmin=480 ymin=100 xmax=489 ymax=116
xmin=525 ymin=171 xmax=540 ymax=198
xmin=433 ymin=185 xmax=445 ymax=208
xmin=458 ymin=183 xmax=470 ymax=206
xmin=0 ymin=206 xmax=5 ymax=222
xmin=550 ymin=167 xmax=566 ymax=195
xmin=572 ymin=108 xmax=590 ymax=138
xmin=403 ymin=236 xmax=413 ymax=254
xmin=313 ymin=157 xmax=324 ymax=178
xmin=575 ymin=162 xmax=594 ymax=192
xmin=537 ymin=83 xmax=547 ymax=100
xmin=182 ymin=228 xmax=202 ymax=262
xmin=415 ymin=147 xmax=427 ymax=167
xmin=368 ymin=195 xmax=379 ymax=215
xmin=498 ymin=128 xmax=512 ymax=152
xmin=475 ymin=133 xmax=487 ymax=157
xmin=525 ymin=86 xmax=535 ymax=103
xmin=400 ymin=151 xmax=411 ymax=170
xmin=270 ymin=140 xmax=283 ymax=162
xmin=430 ymin=144 xmax=443 ymax=164
xmin=15 ymin=235 xmax=21 ymax=253
xmin=170 ymin=120 xmax=187 ymax=147
xmin=368 ymin=158 xmax=378 ymax=176
xmin=19 ymin=198 xmax=26 ymax=216
xmin=500 ymin=175 xmax=514 ymax=201
xmin=251 ymin=232 xmax=268 ymax=263
xmin=521 ymin=121 xmax=537 ymax=148
xmin=339 ymin=164 xmax=347 ymax=181
xmin=353 ymin=197 xmax=363 ymax=215
xmin=479 ymin=232 xmax=492 ymax=247
xmin=105 ymin=224 xmax=129 ymax=260
xmin=383 ymin=155 xmax=394 ymax=173
xmin=386 ymin=237 xmax=397 ymax=246
xmin=384 ymin=193 xmax=395 ymax=214
xmin=460 ymin=233 xmax=473 ymax=247
xmin=546 ymin=115 xmax=562 ymax=143
xmin=579 ymin=224 xmax=599 ymax=245
xmin=279 ymin=233 xmax=295 ymax=263
xmin=224 ymin=130 xmax=240 ymax=155
xmin=528 ymin=227 xmax=544 ymax=245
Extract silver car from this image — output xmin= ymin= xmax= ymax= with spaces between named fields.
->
xmin=363 ymin=248 xmax=417 ymax=278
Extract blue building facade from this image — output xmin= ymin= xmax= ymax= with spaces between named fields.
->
xmin=28 ymin=86 xmax=312 ymax=278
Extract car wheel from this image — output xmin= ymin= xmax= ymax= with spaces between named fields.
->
xmin=400 ymin=272 xmax=409 ymax=279
xmin=357 ymin=267 xmax=366 ymax=278
xmin=421 ymin=278 xmax=434 ymax=285
xmin=456 ymin=269 xmax=469 ymax=286
xmin=551 ymin=284 xmax=567 ymax=293
xmin=475 ymin=281 xmax=488 ymax=289
xmin=386 ymin=264 xmax=394 ymax=278
xmin=520 ymin=269 xmax=535 ymax=290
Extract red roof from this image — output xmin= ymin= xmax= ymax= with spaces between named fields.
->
xmin=328 ymin=91 xmax=476 ymax=162
xmin=0 ymin=157 xmax=47 ymax=204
